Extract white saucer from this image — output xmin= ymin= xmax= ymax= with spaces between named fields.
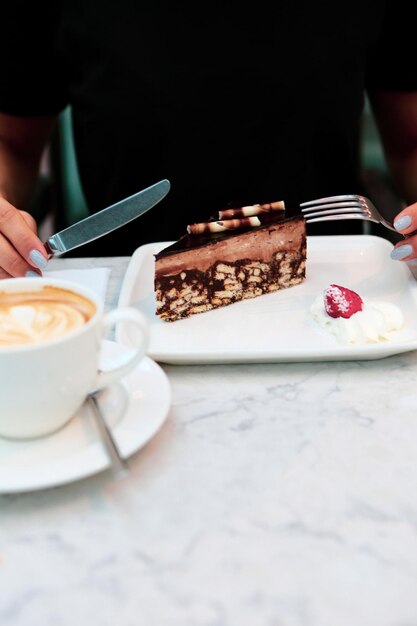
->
xmin=0 ymin=340 xmax=171 ymax=493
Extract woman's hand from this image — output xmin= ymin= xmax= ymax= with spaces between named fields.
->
xmin=0 ymin=197 xmax=48 ymax=279
xmin=390 ymin=202 xmax=417 ymax=261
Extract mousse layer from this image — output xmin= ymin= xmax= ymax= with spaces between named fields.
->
xmin=155 ymin=215 xmax=305 ymax=277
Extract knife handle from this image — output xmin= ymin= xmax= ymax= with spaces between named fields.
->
xmin=43 ymin=240 xmax=55 ymax=259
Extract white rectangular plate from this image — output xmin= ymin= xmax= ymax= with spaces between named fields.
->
xmin=117 ymin=235 xmax=417 ymax=363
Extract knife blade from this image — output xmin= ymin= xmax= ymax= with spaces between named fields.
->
xmin=44 ymin=178 xmax=170 ymax=257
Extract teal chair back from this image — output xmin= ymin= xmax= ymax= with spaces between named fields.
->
xmin=55 ymin=106 xmax=89 ymax=227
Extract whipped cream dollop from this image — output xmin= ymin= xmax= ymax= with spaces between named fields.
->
xmin=310 ymin=287 xmax=404 ymax=344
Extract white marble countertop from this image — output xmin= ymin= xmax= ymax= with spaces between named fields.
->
xmin=2 ymin=256 xmax=417 ymax=626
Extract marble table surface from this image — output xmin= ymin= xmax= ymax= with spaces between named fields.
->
xmin=2 ymin=256 xmax=417 ymax=626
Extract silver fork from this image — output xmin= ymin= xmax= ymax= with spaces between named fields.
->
xmin=300 ymin=194 xmax=398 ymax=233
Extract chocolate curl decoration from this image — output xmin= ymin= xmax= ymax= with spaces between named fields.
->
xmin=218 ymin=200 xmax=285 ymax=219
xmin=187 ymin=216 xmax=261 ymax=235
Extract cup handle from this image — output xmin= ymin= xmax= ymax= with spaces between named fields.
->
xmin=92 ymin=307 xmax=149 ymax=392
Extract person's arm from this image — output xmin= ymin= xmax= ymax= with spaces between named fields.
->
xmin=0 ymin=112 xmax=57 ymax=278
xmin=368 ymin=91 xmax=417 ymax=261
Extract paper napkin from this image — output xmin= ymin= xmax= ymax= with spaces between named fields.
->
xmin=44 ymin=267 xmax=111 ymax=300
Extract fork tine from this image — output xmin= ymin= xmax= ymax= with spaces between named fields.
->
xmin=301 ymin=201 xmax=363 ymax=214
xmin=300 ymin=194 xmax=361 ymax=207
xmin=304 ymin=214 xmax=370 ymax=224
xmin=300 ymin=193 xmax=399 ymax=233
xmin=302 ymin=207 xmax=366 ymax=219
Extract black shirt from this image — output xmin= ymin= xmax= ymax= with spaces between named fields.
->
xmin=1 ymin=1 xmax=416 ymax=255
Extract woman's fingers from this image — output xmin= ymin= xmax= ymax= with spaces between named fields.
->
xmin=390 ymin=236 xmax=417 ymax=261
xmin=0 ymin=267 xmax=13 ymax=279
xmin=393 ymin=203 xmax=417 ymax=235
xmin=0 ymin=199 xmax=48 ymax=277
xmin=0 ymin=231 xmax=41 ymax=277
xmin=21 ymin=210 xmax=38 ymax=232
xmin=391 ymin=202 xmax=417 ymax=261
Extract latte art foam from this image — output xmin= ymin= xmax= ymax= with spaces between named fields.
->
xmin=0 ymin=286 xmax=96 ymax=347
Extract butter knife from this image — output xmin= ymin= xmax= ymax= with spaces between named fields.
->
xmin=44 ymin=179 xmax=170 ymax=257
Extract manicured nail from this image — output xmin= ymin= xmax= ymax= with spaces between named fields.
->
xmin=393 ymin=215 xmax=412 ymax=231
xmin=25 ymin=270 xmax=41 ymax=277
xmin=29 ymin=249 xmax=48 ymax=270
xmin=390 ymin=244 xmax=413 ymax=260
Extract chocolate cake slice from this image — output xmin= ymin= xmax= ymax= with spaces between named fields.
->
xmin=154 ymin=201 xmax=306 ymax=322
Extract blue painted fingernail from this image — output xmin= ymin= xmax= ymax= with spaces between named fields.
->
xmin=29 ymin=249 xmax=48 ymax=270
xmin=25 ymin=270 xmax=41 ymax=277
xmin=390 ymin=244 xmax=413 ymax=260
xmin=393 ymin=215 xmax=412 ymax=231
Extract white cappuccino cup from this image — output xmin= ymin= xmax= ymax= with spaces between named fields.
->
xmin=0 ymin=277 xmax=149 ymax=439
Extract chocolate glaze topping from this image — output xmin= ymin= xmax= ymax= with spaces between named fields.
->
xmin=155 ymin=209 xmax=303 ymax=259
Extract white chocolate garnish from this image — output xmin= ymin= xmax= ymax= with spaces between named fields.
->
xmin=187 ymin=216 xmax=261 ymax=235
xmin=218 ymin=201 xmax=285 ymax=219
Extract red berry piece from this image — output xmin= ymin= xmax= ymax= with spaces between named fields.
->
xmin=323 ymin=284 xmax=363 ymax=319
